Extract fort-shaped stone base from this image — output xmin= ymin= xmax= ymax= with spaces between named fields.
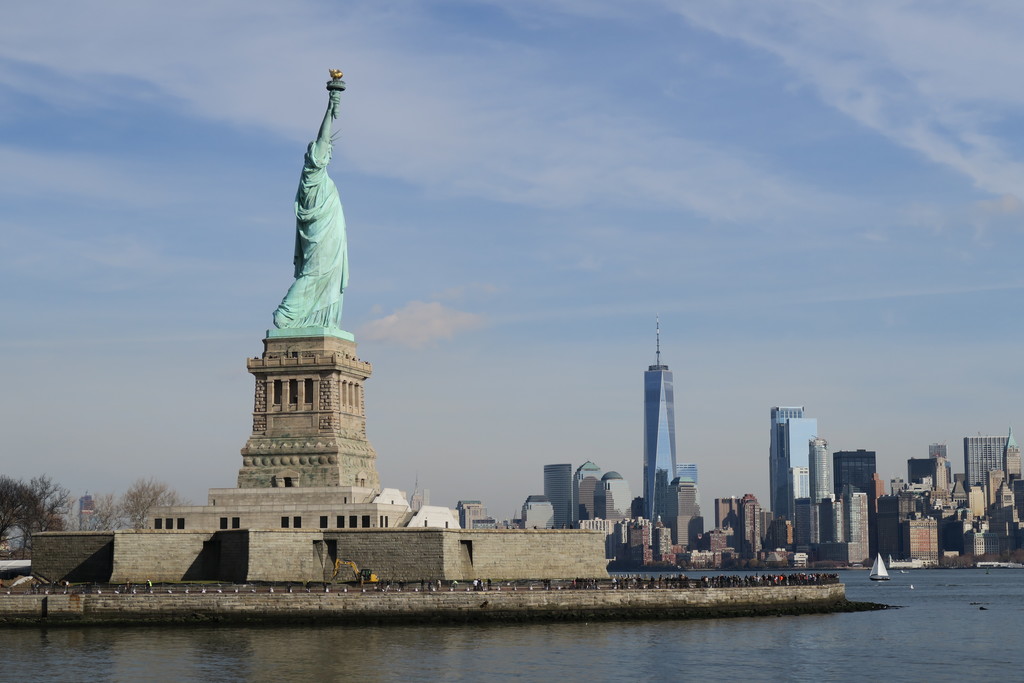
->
xmin=32 ymin=528 xmax=611 ymax=584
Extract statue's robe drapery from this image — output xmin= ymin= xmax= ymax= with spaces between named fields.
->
xmin=273 ymin=142 xmax=348 ymax=329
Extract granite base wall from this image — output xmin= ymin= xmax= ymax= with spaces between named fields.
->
xmin=245 ymin=530 xmax=333 ymax=583
xmin=456 ymin=530 xmax=609 ymax=580
xmin=324 ymin=529 xmax=609 ymax=581
xmin=0 ymin=584 xmax=852 ymax=625
xmin=110 ymin=531 xmax=218 ymax=583
xmin=30 ymin=533 xmax=114 ymax=584
xmin=325 ymin=529 xmax=609 ymax=581
xmin=32 ymin=528 xmax=610 ymax=583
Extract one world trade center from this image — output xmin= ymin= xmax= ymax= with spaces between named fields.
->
xmin=643 ymin=319 xmax=677 ymax=521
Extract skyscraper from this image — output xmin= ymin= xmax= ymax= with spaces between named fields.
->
xmin=643 ymin=319 xmax=677 ymax=521
xmin=842 ymin=487 xmax=869 ymax=565
xmin=907 ymin=457 xmax=940 ymax=488
xmin=714 ymin=497 xmax=740 ymax=530
xmin=788 ymin=466 xmax=809 ymax=503
xmin=964 ymin=434 xmax=1008 ymax=487
xmin=1005 ymin=428 xmax=1021 ymax=481
xmin=793 ymin=497 xmax=812 ymax=551
xmin=667 ymin=477 xmax=702 ymax=548
xmin=543 ymin=464 xmax=573 ymax=529
xmin=807 ymin=437 xmax=832 ymax=548
xmin=78 ymin=493 xmax=95 ymax=531
xmin=986 ymin=469 xmax=1006 ymax=508
xmin=521 ymin=495 xmax=554 ymax=529
xmin=769 ymin=406 xmax=817 ymax=520
xmin=833 ymin=449 xmax=877 ymax=497
xmin=573 ymin=461 xmax=603 ymax=522
xmin=675 ymin=463 xmax=698 ymax=484
xmin=875 ymin=495 xmax=901 ymax=559
xmin=456 ymin=500 xmax=486 ymax=529
xmin=929 ymin=443 xmax=952 ymax=491
xmin=868 ymin=472 xmax=885 ymax=558
xmin=808 ymin=437 xmax=832 ymax=504
xmin=595 ymin=471 xmax=632 ymax=521
xmin=817 ymin=496 xmax=842 ymax=544
xmin=737 ymin=493 xmax=762 ymax=558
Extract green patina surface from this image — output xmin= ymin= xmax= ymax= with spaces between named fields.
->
xmin=273 ymin=78 xmax=350 ymax=333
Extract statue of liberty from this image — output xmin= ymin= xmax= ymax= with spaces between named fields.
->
xmin=272 ymin=71 xmax=349 ymax=334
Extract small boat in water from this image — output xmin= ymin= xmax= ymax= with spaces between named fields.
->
xmin=870 ymin=554 xmax=891 ymax=581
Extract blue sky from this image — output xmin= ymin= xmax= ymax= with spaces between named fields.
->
xmin=3 ymin=1 xmax=1024 ymax=520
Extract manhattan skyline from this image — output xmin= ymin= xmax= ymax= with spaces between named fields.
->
xmin=3 ymin=2 xmax=1024 ymax=518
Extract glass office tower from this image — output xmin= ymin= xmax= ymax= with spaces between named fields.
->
xmin=543 ymin=464 xmax=573 ymax=529
xmin=832 ymin=449 xmax=877 ymax=497
xmin=808 ymin=437 xmax=832 ymax=503
xmin=769 ymin=406 xmax=817 ymax=520
xmin=643 ymin=334 xmax=677 ymax=522
xmin=675 ymin=462 xmax=698 ymax=484
xmin=789 ymin=466 xmax=809 ymax=502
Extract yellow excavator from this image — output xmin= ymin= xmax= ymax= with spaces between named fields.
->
xmin=332 ymin=559 xmax=379 ymax=584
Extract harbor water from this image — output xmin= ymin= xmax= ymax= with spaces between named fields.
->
xmin=2 ymin=568 xmax=1021 ymax=681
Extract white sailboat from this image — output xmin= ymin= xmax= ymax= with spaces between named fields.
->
xmin=870 ymin=554 xmax=890 ymax=581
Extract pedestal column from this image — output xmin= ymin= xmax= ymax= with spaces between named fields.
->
xmin=238 ymin=334 xmax=380 ymax=490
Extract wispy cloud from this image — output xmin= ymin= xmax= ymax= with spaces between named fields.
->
xmin=359 ymin=301 xmax=485 ymax=347
xmin=976 ymin=195 xmax=1024 ymax=217
xmin=0 ymin=1 xmax=847 ymax=225
xmin=665 ymin=1 xmax=1024 ymax=199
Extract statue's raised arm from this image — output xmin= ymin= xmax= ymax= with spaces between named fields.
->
xmin=312 ymin=75 xmax=343 ymax=161
xmin=271 ymin=71 xmax=351 ymax=336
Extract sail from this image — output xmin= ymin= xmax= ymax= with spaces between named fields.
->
xmin=870 ymin=554 xmax=890 ymax=580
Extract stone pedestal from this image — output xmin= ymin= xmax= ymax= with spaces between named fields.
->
xmin=238 ymin=334 xmax=380 ymax=490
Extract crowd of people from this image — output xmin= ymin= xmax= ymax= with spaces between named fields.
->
xmin=4 ymin=572 xmax=840 ymax=595
xmin=602 ymin=573 xmax=840 ymax=589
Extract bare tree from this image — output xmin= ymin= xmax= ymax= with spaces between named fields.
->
xmin=19 ymin=475 xmax=70 ymax=550
xmin=120 ymin=478 xmax=188 ymax=529
xmin=0 ymin=475 xmax=70 ymax=554
xmin=90 ymin=492 xmax=126 ymax=530
xmin=0 ymin=476 xmax=29 ymax=551
xmin=62 ymin=494 xmax=82 ymax=531
xmin=64 ymin=492 xmax=126 ymax=530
